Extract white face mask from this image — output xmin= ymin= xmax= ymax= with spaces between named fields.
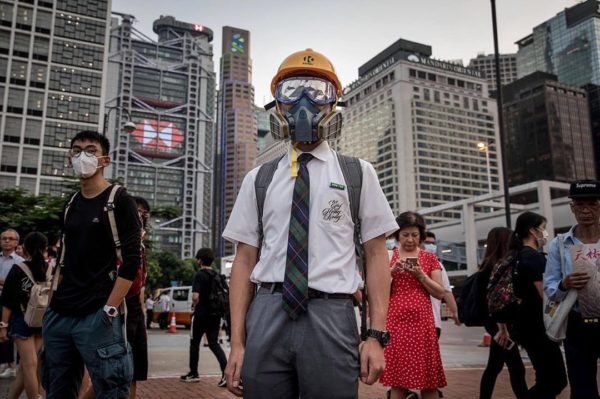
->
xmin=424 ymin=243 xmax=437 ymax=254
xmin=71 ymin=155 xmax=102 ymax=179
xmin=385 ymin=239 xmax=397 ymax=250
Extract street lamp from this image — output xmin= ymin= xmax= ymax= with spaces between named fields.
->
xmin=491 ymin=0 xmax=512 ymax=229
xmin=104 ymin=106 xmax=136 ymax=135
xmin=477 ymin=141 xmax=492 ymax=193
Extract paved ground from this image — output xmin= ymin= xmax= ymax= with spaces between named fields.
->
xmin=0 ymin=321 xmax=592 ymax=398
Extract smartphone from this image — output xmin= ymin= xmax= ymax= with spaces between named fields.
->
xmin=405 ymin=257 xmax=418 ymax=270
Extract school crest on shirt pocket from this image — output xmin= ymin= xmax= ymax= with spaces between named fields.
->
xmin=320 ymin=191 xmax=348 ymax=226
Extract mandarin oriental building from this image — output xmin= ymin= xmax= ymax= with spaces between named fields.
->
xmin=341 ymin=39 xmax=501 ymax=223
xmin=106 ymin=15 xmax=216 ymax=258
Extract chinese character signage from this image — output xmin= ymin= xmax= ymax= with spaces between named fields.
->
xmin=570 ymin=244 xmax=600 ymax=318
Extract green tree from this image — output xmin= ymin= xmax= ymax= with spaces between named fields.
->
xmin=146 ymin=250 xmax=195 ymax=290
xmin=0 ymin=187 xmax=73 ymax=241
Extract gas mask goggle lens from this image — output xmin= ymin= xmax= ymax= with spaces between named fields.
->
xmin=270 ymin=77 xmax=342 ymax=143
xmin=275 ymin=77 xmax=337 ymax=105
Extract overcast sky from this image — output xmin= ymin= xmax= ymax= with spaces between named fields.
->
xmin=112 ymin=0 xmax=579 ymax=105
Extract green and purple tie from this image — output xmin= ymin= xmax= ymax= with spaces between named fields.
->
xmin=283 ymin=153 xmax=313 ymax=319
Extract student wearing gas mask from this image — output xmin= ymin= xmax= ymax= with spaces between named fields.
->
xmin=223 ymin=49 xmax=398 ymax=399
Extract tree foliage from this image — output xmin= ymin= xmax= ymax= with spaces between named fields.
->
xmin=145 ymin=250 xmax=196 ymax=292
xmin=0 ymin=188 xmax=71 ymax=242
xmin=0 ymin=187 xmax=196 ymax=293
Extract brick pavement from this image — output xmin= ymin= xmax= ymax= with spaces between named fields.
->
xmin=1 ymin=365 xmax=592 ymax=398
xmin=135 ymin=367 xmax=579 ymax=399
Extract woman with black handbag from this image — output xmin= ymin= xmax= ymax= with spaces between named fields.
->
xmin=512 ymin=211 xmax=567 ymax=398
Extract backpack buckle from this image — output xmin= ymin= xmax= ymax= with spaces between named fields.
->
xmin=105 ymin=202 xmax=115 ymax=211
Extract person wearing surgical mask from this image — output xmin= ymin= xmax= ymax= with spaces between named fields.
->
xmin=511 ymin=211 xmax=567 ymax=398
xmin=42 ymin=131 xmax=141 ymax=399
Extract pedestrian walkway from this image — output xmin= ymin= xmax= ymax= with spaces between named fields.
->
xmin=134 ymin=366 xmax=580 ymax=398
xmin=2 ymin=364 xmax=595 ymax=398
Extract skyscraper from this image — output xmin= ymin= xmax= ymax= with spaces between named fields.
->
xmin=0 ymin=0 xmax=111 ymax=195
xmin=468 ymin=53 xmax=518 ymax=95
xmin=516 ymin=0 xmax=600 ymax=87
xmin=106 ymin=15 xmax=216 ymax=258
xmin=215 ymin=26 xmax=256 ymax=256
xmin=503 ymin=72 xmax=596 ymax=185
xmin=341 ymin=39 xmax=500 ymax=222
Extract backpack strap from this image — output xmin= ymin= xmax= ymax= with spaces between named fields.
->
xmin=335 ymin=153 xmax=366 ymax=339
xmin=54 ymin=191 xmax=79 ymax=292
xmin=105 ymin=185 xmax=123 ymax=261
xmin=255 ymin=155 xmax=284 ymax=253
xmin=15 ymin=263 xmax=34 ymax=284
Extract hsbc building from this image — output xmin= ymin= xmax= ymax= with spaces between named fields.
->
xmin=105 ymin=15 xmax=216 ymax=258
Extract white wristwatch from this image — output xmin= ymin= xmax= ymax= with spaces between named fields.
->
xmin=0 ymin=321 xmax=9 ymax=329
xmin=103 ymin=305 xmax=119 ymax=317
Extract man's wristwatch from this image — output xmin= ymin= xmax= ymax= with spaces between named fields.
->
xmin=366 ymin=328 xmax=390 ymax=348
xmin=0 ymin=321 xmax=8 ymax=329
xmin=103 ymin=305 xmax=119 ymax=318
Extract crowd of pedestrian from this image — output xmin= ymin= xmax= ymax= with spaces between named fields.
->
xmin=1 ymin=46 xmax=600 ymax=399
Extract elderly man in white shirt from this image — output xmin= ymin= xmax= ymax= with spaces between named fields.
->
xmin=0 ymin=228 xmax=23 ymax=378
xmin=223 ymin=49 xmax=398 ymax=399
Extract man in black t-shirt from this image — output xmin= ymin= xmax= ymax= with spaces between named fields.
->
xmin=180 ymin=248 xmax=228 ymax=387
xmin=42 ymin=131 xmax=141 ymax=399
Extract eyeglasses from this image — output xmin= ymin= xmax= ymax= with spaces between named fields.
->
xmin=571 ymin=200 xmax=600 ymax=211
xmin=275 ymin=77 xmax=337 ymax=105
xmin=69 ymin=146 xmax=100 ymax=158
xmin=0 ymin=237 xmax=17 ymax=241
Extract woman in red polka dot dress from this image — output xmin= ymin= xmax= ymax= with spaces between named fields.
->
xmin=381 ymin=212 xmax=447 ymax=399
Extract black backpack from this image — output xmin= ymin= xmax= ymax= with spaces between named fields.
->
xmin=458 ymin=271 xmax=488 ymax=327
xmin=204 ymin=269 xmax=229 ymax=317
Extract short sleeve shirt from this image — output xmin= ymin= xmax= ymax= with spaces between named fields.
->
xmin=223 ymin=141 xmax=398 ymax=294
xmin=192 ymin=269 xmax=212 ymax=316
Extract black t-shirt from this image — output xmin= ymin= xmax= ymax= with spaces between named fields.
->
xmin=514 ymin=246 xmax=545 ymax=337
xmin=0 ymin=261 xmax=46 ymax=314
xmin=192 ymin=269 xmax=213 ymax=316
xmin=50 ymin=185 xmax=141 ymax=317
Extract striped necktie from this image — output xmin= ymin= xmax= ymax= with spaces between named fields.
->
xmin=282 ymin=153 xmax=313 ymax=319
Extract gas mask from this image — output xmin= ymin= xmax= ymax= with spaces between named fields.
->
xmin=269 ymin=76 xmax=342 ymax=143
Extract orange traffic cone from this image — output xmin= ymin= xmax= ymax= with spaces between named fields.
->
xmin=479 ymin=332 xmax=492 ymax=347
xmin=167 ymin=312 xmax=177 ymax=333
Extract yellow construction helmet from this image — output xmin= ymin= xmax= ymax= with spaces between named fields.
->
xmin=270 ymin=48 xmax=342 ymax=97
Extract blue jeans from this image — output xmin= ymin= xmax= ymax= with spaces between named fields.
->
xmin=41 ymin=307 xmax=133 ymax=399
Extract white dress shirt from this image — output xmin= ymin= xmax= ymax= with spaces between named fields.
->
xmin=223 ymin=141 xmax=398 ymax=294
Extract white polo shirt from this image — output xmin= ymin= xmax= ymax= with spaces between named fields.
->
xmin=223 ymin=141 xmax=398 ymax=294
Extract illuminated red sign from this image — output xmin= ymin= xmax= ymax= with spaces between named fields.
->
xmin=132 ymin=119 xmax=184 ymax=152
xmin=194 ymin=24 xmax=204 ymax=32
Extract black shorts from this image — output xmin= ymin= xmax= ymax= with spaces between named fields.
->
xmin=126 ymin=301 xmax=148 ymax=381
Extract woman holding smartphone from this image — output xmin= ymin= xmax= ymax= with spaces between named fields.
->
xmin=511 ymin=211 xmax=567 ymax=398
xmin=380 ymin=212 xmax=446 ymax=399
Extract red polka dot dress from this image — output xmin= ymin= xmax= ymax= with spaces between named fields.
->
xmin=380 ymin=248 xmax=447 ymax=390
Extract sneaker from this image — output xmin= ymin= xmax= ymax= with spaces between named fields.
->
xmin=0 ymin=367 xmax=16 ymax=379
xmin=217 ymin=376 xmax=227 ymax=388
xmin=180 ymin=372 xmax=200 ymax=383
